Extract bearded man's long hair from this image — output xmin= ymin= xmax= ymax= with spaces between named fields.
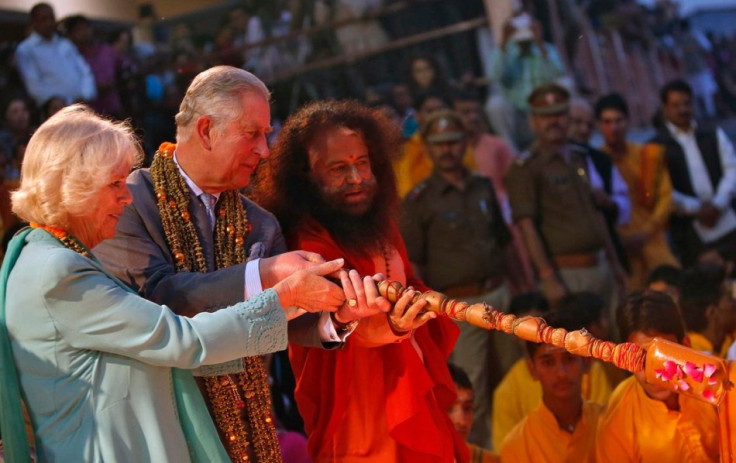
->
xmin=249 ymin=99 xmax=402 ymax=257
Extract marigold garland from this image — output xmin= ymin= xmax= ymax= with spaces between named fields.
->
xmin=30 ymin=222 xmax=91 ymax=258
xmin=150 ymin=142 xmax=280 ymax=462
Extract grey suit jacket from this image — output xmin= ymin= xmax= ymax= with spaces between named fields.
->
xmin=7 ymin=229 xmax=286 ymax=462
xmin=94 ymin=168 xmax=324 ymax=347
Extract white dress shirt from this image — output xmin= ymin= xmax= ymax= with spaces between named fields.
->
xmin=15 ymin=32 xmax=97 ymax=106
xmin=174 ymin=153 xmax=349 ymax=342
xmin=666 ymin=121 xmax=736 ymax=242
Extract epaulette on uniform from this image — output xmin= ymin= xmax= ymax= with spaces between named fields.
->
xmin=405 ymin=181 xmax=428 ymax=201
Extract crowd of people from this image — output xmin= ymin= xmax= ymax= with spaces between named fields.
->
xmin=2 ymin=1 xmax=736 ymax=462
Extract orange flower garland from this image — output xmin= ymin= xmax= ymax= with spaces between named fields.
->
xmin=150 ymin=142 xmax=279 ymax=462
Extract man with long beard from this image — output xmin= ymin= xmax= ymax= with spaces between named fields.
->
xmin=251 ymin=100 xmax=468 ymax=462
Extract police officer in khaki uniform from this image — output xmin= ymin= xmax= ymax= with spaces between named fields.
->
xmin=506 ymin=83 xmax=626 ymax=314
xmin=400 ymin=109 xmax=514 ymax=450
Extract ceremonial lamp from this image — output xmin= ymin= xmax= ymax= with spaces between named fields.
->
xmin=376 ymin=280 xmax=736 ymax=462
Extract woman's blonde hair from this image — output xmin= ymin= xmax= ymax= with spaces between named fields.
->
xmin=12 ymin=104 xmax=142 ymax=228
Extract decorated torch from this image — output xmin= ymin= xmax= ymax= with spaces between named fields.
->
xmin=377 ymin=280 xmax=736 ymax=462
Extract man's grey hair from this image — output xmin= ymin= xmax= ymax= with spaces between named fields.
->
xmin=175 ymin=65 xmax=270 ymax=141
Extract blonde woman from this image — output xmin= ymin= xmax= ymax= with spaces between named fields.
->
xmin=0 ymin=105 xmax=348 ymax=462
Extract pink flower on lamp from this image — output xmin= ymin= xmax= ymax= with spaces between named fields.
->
xmin=683 ymin=361 xmax=704 ymax=383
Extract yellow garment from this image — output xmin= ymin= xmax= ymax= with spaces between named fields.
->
xmin=499 ymin=400 xmax=604 ymax=463
xmin=603 ymin=142 xmax=680 ymax=289
xmin=688 ymin=331 xmax=716 ymax=356
xmin=469 ymin=443 xmax=499 ymax=463
xmin=596 ymin=376 xmax=719 ymax=463
xmin=491 ymin=358 xmax=613 ymax=451
xmin=721 ymin=333 xmax=734 ymax=357
xmin=394 ymin=133 xmax=478 ymax=197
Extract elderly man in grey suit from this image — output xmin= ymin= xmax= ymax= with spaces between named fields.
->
xmin=94 ymin=65 xmax=378 ymax=461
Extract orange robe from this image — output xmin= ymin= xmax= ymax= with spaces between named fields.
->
xmin=720 ymin=333 xmax=734 ymax=358
xmin=288 ymin=218 xmax=467 ymax=463
xmin=596 ymin=376 xmax=719 ymax=462
xmin=601 ymin=142 xmax=680 ymax=289
xmin=491 ymin=358 xmax=613 ymax=451
xmin=499 ymin=400 xmax=604 ymax=463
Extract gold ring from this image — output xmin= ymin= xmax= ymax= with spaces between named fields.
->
xmin=348 ymin=299 xmax=357 ymax=307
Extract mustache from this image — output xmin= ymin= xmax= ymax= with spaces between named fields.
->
xmin=337 ymin=177 xmax=377 ymax=193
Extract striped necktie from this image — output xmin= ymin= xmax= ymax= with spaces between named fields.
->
xmin=200 ymin=193 xmax=217 ymax=229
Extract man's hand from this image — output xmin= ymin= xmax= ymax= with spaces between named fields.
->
xmin=387 ymin=288 xmax=435 ymax=334
xmin=697 ymin=203 xmax=721 ymax=229
xmin=334 ymin=270 xmax=391 ymax=324
xmin=273 ymin=259 xmax=346 ymax=320
xmin=260 ymin=250 xmax=331 ymax=289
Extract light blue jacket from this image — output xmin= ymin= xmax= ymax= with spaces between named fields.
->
xmin=3 ymin=229 xmax=287 ymax=462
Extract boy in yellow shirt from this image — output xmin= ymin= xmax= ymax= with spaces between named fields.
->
xmin=491 ymin=292 xmax=547 ymax=450
xmin=500 ymin=310 xmax=604 ymax=463
xmin=447 ymin=363 xmax=499 ymax=463
xmin=492 ymin=292 xmax=613 ymax=450
xmin=596 ymin=290 xmax=719 ymax=462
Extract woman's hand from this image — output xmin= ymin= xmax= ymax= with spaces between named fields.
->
xmin=387 ymin=288 xmax=436 ymax=335
xmin=273 ymin=259 xmax=346 ymax=320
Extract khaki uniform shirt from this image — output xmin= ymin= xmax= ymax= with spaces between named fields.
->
xmin=400 ymin=171 xmax=510 ymax=291
xmin=507 ymin=144 xmax=607 ymax=256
